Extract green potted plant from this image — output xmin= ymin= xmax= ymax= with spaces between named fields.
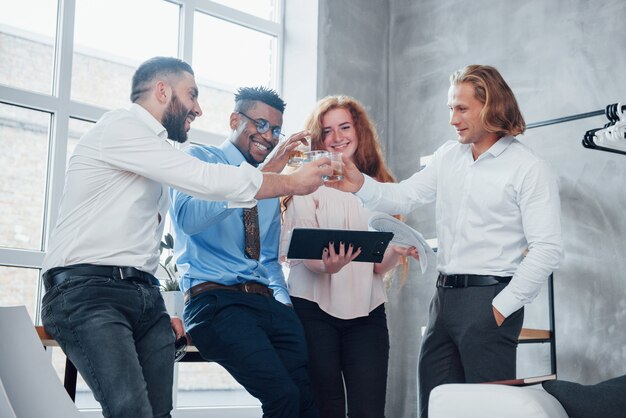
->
xmin=159 ymin=233 xmax=179 ymax=290
xmin=159 ymin=233 xmax=183 ymax=317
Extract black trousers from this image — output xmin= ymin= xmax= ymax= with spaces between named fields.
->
xmin=418 ymin=283 xmax=524 ymax=418
xmin=292 ymin=297 xmax=390 ymax=418
xmin=185 ymin=291 xmax=319 ymax=418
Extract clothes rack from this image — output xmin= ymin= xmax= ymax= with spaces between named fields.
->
xmin=527 ymin=103 xmax=626 ymax=156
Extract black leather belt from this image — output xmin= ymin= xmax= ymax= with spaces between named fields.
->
xmin=437 ymin=273 xmax=512 ymax=288
xmin=184 ymin=281 xmax=273 ymax=303
xmin=43 ymin=264 xmax=159 ymax=291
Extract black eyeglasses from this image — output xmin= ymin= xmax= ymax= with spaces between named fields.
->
xmin=238 ymin=111 xmax=284 ymax=141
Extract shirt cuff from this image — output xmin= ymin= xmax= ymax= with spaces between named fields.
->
xmin=273 ymin=289 xmax=292 ymax=305
xmin=354 ymin=174 xmax=377 ymax=204
xmin=225 ymin=162 xmax=262 ymax=209
xmin=492 ymin=286 xmax=524 ymax=318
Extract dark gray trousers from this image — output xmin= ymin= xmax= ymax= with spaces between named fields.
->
xmin=418 ymin=283 xmax=524 ymax=418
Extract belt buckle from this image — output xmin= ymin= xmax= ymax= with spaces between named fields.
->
xmin=118 ymin=267 xmax=125 ymax=280
xmin=439 ymin=274 xmax=454 ymax=289
xmin=243 ymin=282 xmax=251 ymax=293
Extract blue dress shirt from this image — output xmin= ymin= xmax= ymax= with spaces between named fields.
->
xmin=169 ymin=140 xmax=290 ymax=304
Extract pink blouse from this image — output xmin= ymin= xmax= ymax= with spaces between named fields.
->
xmin=280 ymin=186 xmax=386 ymax=319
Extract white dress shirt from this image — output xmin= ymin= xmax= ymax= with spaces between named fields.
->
xmin=356 ymin=137 xmax=563 ymax=317
xmin=43 ymin=104 xmax=262 ymax=275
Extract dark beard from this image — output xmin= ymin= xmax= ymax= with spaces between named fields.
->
xmin=162 ymin=93 xmax=189 ymax=143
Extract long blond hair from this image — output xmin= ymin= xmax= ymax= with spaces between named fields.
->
xmin=450 ymin=65 xmax=526 ymax=138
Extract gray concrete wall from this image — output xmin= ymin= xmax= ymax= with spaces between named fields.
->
xmin=316 ymin=0 xmax=390 ymax=150
xmin=315 ymin=2 xmax=416 ymax=416
xmin=317 ymin=0 xmax=626 ymax=416
xmin=389 ymin=0 xmax=626 ymax=384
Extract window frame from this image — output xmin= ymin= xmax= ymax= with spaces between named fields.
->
xmin=0 ymin=0 xmax=286 ymax=289
xmin=0 ymin=0 xmax=285 ymax=415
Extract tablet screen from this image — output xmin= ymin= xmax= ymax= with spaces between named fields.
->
xmin=286 ymin=228 xmax=394 ymax=263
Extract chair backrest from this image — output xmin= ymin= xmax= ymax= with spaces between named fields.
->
xmin=0 ymin=305 xmax=80 ymax=418
xmin=429 ymin=383 xmax=569 ymax=418
xmin=0 ymin=378 xmax=17 ymax=418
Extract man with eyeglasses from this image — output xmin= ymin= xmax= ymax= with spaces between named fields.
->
xmin=41 ymin=57 xmax=330 ymax=418
xmin=170 ymin=86 xmax=319 ymax=418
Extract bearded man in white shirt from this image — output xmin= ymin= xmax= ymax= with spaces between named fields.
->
xmin=328 ymin=64 xmax=563 ymax=418
xmin=40 ymin=56 xmax=331 ymax=418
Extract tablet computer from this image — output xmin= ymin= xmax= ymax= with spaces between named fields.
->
xmin=286 ymin=228 xmax=394 ymax=263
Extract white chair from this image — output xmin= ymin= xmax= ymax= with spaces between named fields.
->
xmin=0 ymin=378 xmax=17 ymax=418
xmin=0 ymin=305 xmax=80 ymax=418
xmin=429 ymin=383 xmax=568 ymax=418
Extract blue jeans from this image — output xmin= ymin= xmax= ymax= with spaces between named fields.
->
xmin=41 ymin=274 xmax=175 ymax=418
xmin=292 ymin=297 xmax=390 ymax=418
xmin=185 ymin=290 xmax=319 ymax=418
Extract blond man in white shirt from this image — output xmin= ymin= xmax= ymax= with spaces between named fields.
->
xmin=41 ymin=56 xmax=331 ymax=418
xmin=329 ymin=65 xmax=563 ymax=418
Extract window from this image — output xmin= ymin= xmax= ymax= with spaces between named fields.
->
xmin=191 ymin=11 xmax=279 ymax=136
xmin=177 ymin=363 xmax=260 ymax=408
xmin=211 ymin=0 xmax=281 ymax=22
xmin=0 ymin=0 xmax=57 ymax=95
xmin=0 ymin=103 xmax=50 ymax=250
xmin=0 ymin=267 xmax=41 ymax=320
xmin=193 ymin=12 xmax=278 ymax=88
xmin=0 ymin=0 xmax=283 ymax=415
xmin=71 ymin=0 xmax=180 ymax=109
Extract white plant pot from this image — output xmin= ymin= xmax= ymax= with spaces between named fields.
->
xmin=161 ymin=290 xmax=184 ymax=317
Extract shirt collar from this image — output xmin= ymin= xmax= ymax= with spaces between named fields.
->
xmin=467 ymin=135 xmax=515 ymax=163
xmin=128 ymin=103 xmax=168 ymax=139
xmin=219 ymin=139 xmax=249 ymax=166
xmin=485 ymin=135 xmax=514 ymax=158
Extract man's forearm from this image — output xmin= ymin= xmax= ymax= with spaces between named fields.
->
xmin=255 ymin=173 xmax=294 ymax=200
xmin=492 ymin=241 xmax=562 ymax=317
xmin=256 ymin=163 xmax=329 ymax=199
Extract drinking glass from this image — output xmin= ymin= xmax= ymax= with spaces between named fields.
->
xmin=287 ymin=136 xmax=311 ymax=166
xmin=303 ymin=150 xmax=329 ymax=162
xmin=323 ymin=152 xmax=343 ymax=182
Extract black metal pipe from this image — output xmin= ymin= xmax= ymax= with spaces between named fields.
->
xmin=527 ymin=104 xmax=626 ymax=130
xmin=527 ymin=110 xmax=605 ymax=129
